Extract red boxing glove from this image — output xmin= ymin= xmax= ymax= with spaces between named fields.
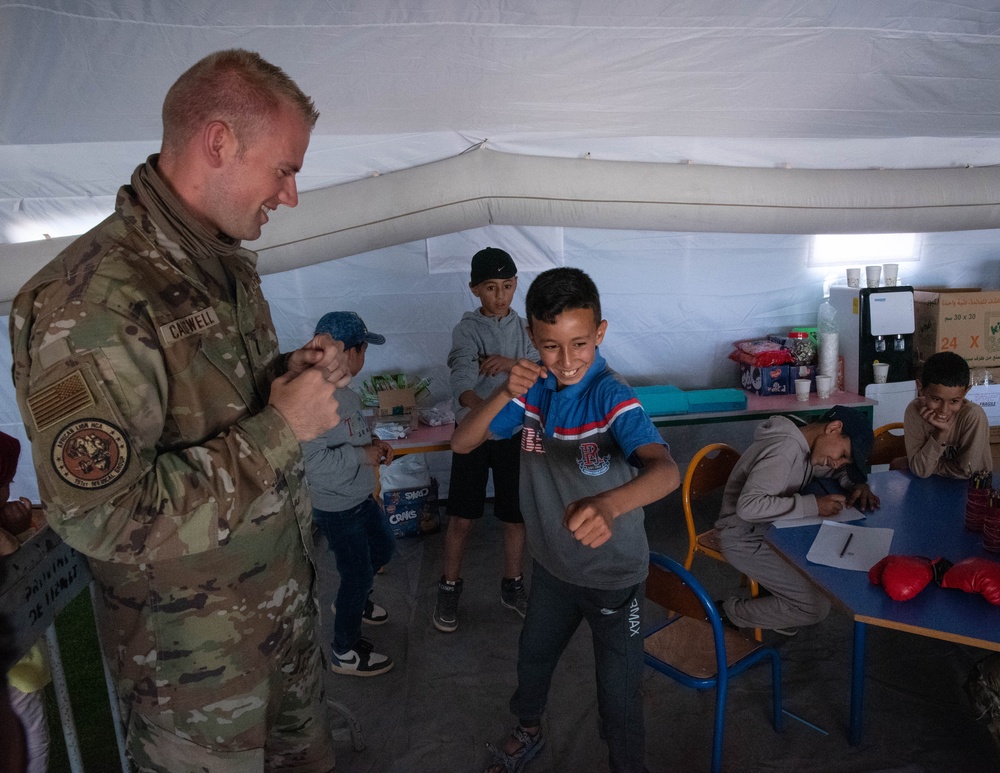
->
xmin=941 ymin=558 xmax=1000 ymax=605
xmin=868 ymin=555 xmax=935 ymax=601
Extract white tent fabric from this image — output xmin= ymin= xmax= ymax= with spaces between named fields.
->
xmin=3 ymin=2 xmax=1000 ymax=500
xmin=5 ymin=1 xmax=1000 ymax=255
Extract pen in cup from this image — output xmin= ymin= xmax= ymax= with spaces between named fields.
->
xmin=839 ymin=533 xmax=854 ymax=558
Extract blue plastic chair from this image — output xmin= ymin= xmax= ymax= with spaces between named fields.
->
xmin=644 ymin=552 xmax=783 ymax=773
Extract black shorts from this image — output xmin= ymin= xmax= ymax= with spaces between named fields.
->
xmin=446 ymin=435 xmax=523 ymax=523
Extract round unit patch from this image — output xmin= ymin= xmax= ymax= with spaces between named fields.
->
xmin=52 ymin=419 xmax=130 ymax=489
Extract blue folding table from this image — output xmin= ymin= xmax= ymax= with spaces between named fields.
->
xmin=765 ymin=470 xmax=1000 ymax=745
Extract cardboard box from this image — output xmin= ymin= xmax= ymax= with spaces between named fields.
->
xmin=377 ymin=387 xmax=418 ymax=429
xmin=988 ymin=426 xmax=1000 ymax=472
xmin=967 ymin=384 xmax=1000 ymax=425
xmin=739 ymin=363 xmax=816 ymax=396
xmin=913 ymin=289 xmax=1000 ymax=368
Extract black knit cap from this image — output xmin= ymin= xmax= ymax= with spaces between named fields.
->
xmin=470 ymin=247 xmax=517 ymax=286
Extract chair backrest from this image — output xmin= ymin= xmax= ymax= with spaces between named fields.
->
xmin=683 ymin=443 xmax=741 ymax=536
xmin=870 ymin=422 xmax=906 ymax=466
xmin=644 ymin=551 xmax=783 ymax=773
xmin=645 ymin=552 xmax=732 ymax=664
xmin=646 ymin=554 xmax=711 ymax=622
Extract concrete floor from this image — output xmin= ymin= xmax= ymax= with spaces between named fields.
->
xmin=315 ymin=489 xmax=1000 ymax=773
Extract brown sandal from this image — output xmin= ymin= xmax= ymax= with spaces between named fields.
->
xmin=483 ymin=725 xmax=545 ymax=773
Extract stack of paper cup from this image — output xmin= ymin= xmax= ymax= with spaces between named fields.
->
xmin=819 ymin=332 xmax=839 ymax=380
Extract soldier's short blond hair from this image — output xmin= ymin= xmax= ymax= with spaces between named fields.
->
xmin=161 ymin=49 xmax=319 ymax=161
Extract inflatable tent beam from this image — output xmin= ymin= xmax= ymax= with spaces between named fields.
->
xmin=4 ymin=147 xmax=1000 ymax=310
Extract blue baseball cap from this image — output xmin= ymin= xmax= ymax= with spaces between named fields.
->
xmin=314 ymin=312 xmax=385 ymax=348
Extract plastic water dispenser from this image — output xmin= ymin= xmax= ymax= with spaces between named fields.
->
xmin=829 ymin=285 xmax=917 ymax=394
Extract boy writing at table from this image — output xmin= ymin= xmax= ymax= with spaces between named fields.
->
xmin=716 ymin=406 xmax=878 ymax=636
xmin=451 ymin=267 xmax=679 ymax=773
xmin=898 ymin=351 xmax=992 ymax=478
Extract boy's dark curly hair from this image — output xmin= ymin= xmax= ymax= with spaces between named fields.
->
xmin=525 ymin=267 xmax=601 ymax=327
xmin=920 ymin=351 xmax=970 ymax=389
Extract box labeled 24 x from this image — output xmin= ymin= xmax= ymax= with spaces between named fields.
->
xmin=739 ymin=363 xmax=816 ymax=396
xmin=914 ymin=290 xmax=1000 ymax=368
xmin=377 ymin=387 xmax=418 ymax=429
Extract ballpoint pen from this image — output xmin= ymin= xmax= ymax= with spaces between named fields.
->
xmin=839 ymin=532 xmax=854 ymax=558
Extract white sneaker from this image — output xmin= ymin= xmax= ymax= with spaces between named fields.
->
xmin=363 ymin=599 xmax=388 ymax=625
xmin=330 ymin=642 xmax=393 ymax=677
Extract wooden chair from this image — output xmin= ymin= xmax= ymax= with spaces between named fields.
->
xmin=871 ymin=422 xmax=906 ymax=467
xmin=644 ymin=552 xmax=783 ymax=773
xmin=683 ymin=443 xmax=761 ymax=639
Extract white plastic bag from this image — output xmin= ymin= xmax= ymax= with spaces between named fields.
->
xmin=379 ymin=453 xmax=431 ymax=491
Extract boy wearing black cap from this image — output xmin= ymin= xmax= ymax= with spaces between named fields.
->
xmin=715 ymin=406 xmax=879 ymax=634
xmin=434 ymin=248 xmax=539 ymax=633
xmin=302 ymin=312 xmax=397 ymax=676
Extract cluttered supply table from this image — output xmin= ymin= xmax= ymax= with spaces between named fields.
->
xmin=379 ymin=391 xmax=877 ymax=458
xmin=765 ymin=471 xmax=1000 ymax=746
xmin=384 ymin=422 xmax=455 ymax=457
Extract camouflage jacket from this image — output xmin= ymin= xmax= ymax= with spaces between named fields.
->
xmin=9 ymin=175 xmax=318 ymax=714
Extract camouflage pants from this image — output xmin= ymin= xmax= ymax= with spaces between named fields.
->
xmin=126 ymin=640 xmax=334 ymax=772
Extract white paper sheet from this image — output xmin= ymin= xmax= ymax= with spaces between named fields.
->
xmin=805 ymin=521 xmax=894 ymax=572
xmin=772 ymin=509 xmax=866 ymax=529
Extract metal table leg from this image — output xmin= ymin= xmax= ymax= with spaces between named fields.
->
xmin=850 ymin=620 xmax=867 ymax=746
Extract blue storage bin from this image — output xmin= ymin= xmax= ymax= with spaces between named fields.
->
xmin=634 ymin=385 xmax=689 ymax=415
xmin=686 ymin=388 xmax=748 ymax=412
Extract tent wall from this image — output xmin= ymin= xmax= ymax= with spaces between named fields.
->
xmin=4 ymin=224 xmax=998 ymax=503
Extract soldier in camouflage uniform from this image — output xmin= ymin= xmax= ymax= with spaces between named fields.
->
xmin=9 ymin=50 xmax=348 ymax=772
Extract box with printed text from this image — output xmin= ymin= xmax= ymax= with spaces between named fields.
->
xmin=913 ymin=289 xmax=1000 ymax=368
xmin=739 ymin=363 xmax=816 ymax=397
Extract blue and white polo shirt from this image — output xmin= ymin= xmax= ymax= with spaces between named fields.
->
xmin=490 ymin=348 xmax=667 ymax=590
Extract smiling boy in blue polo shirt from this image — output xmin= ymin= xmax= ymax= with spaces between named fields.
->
xmin=451 ymin=267 xmax=680 ymax=773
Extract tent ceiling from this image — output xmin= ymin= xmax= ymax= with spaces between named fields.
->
xmin=3 ymin=0 xmax=1000 ymax=295
xmin=4 ymin=2 xmax=1000 ymax=144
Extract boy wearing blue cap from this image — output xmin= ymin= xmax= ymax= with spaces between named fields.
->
xmin=303 ymin=311 xmax=397 ymax=676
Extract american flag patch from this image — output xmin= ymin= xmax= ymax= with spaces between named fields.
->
xmin=26 ymin=371 xmax=95 ymax=432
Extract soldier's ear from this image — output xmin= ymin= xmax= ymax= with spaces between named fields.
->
xmin=203 ymin=121 xmax=236 ymax=169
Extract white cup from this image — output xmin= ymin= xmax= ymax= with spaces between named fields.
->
xmin=815 ymin=375 xmax=833 ymax=399
xmin=873 ymin=362 xmax=890 ymax=384
xmin=883 ymin=263 xmax=899 ymax=287
xmin=794 ymin=378 xmax=811 ymax=402
xmin=845 ymin=268 xmax=861 ymax=288
xmin=865 ymin=265 xmax=881 ymax=287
